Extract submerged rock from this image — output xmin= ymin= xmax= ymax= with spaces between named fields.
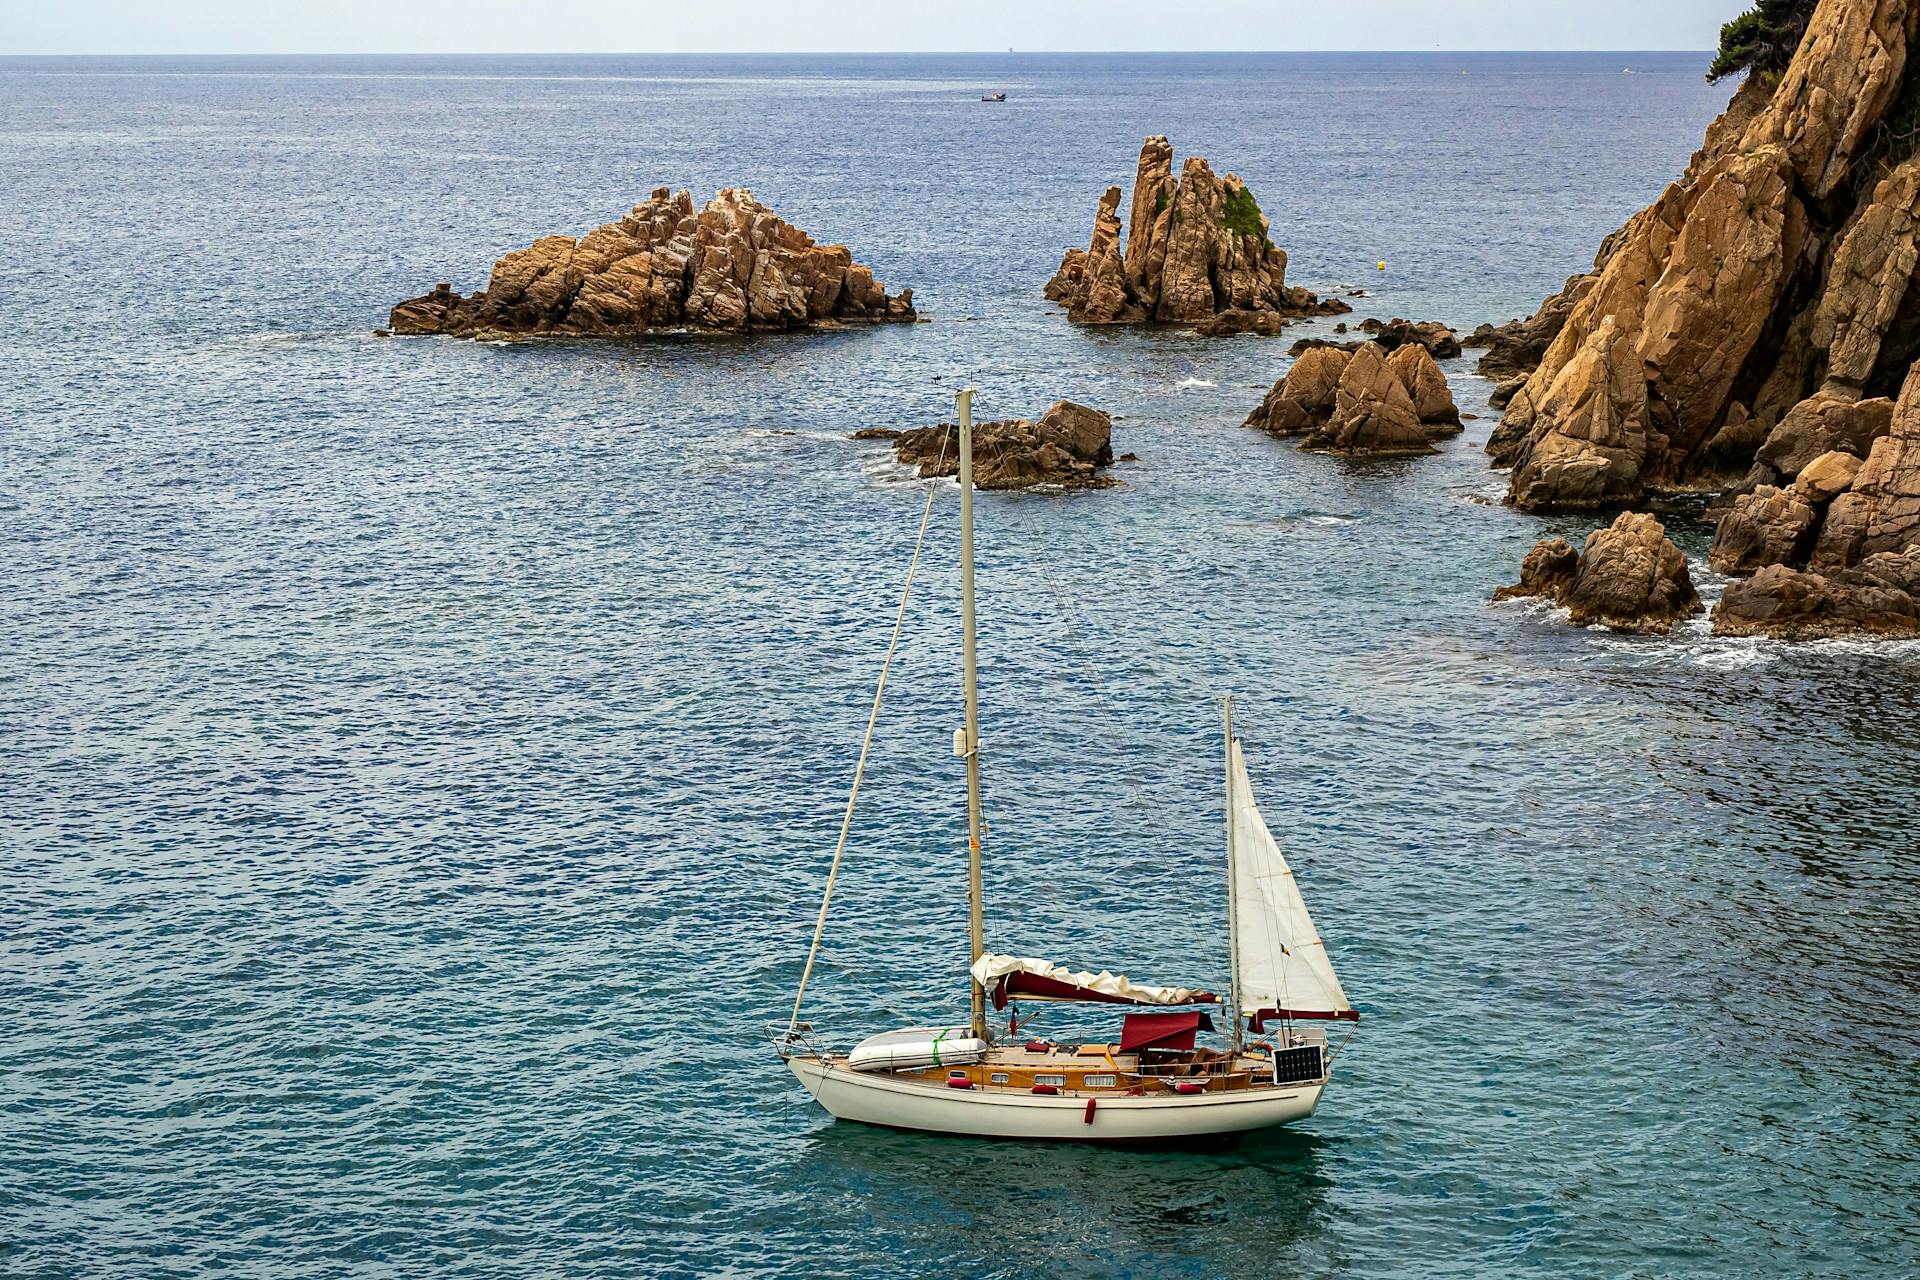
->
xmin=389 ymin=186 xmax=914 ymax=339
xmin=1495 ymin=512 xmax=1702 ymax=634
xmin=1044 ymin=135 xmax=1347 ymax=329
xmin=879 ymin=400 xmax=1116 ymax=491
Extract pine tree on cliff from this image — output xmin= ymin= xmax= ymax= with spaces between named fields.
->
xmin=1707 ymin=1 xmax=1819 ymax=83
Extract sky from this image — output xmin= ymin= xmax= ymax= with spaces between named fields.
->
xmin=0 ymin=1 xmax=1743 ymax=55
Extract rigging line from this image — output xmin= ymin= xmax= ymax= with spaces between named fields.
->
xmin=787 ymin=430 xmax=951 ymax=1034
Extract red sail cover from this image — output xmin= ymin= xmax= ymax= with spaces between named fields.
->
xmin=1119 ymin=1011 xmax=1215 ymax=1054
xmin=990 ymin=970 xmax=1219 ymax=1010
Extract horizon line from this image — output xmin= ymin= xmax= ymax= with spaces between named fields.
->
xmin=0 ymin=47 xmax=1718 ymax=58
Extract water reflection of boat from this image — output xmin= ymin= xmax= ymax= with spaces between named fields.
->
xmin=980 ymin=92 xmax=1006 ymax=102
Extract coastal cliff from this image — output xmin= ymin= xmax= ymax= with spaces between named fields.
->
xmin=1044 ymin=136 xmax=1347 ymax=331
xmin=1488 ymin=0 xmax=1920 ymax=637
xmin=389 ymin=186 xmax=914 ymax=339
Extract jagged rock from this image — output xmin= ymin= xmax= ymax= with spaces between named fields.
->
xmin=1303 ymin=342 xmax=1434 ymax=456
xmin=1488 ymin=2 xmax=1920 ymax=509
xmin=1466 ymin=272 xmax=1593 ymax=380
xmin=1244 ymin=346 xmax=1350 ymax=435
xmin=1709 ymin=485 xmax=1821 ymax=574
xmin=1750 ymin=393 xmax=1896 ymax=484
xmin=1712 ymin=548 xmax=1920 ymax=638
xmin=886 ymin=400 xmax=1116 ymax=490
xmin=1495 ymin=512 xmax=1701 ymax=634
xmin=1492 ymin=538 xmax=1580 ymax=603
xmin=1388 ymin=343 xmax=1462 ymax=434
xmin=1248 ymin=342 xmax=1459 ymax=452
xmin=1288 ymin=337 xmax=1363 ymax=357
xmin=1506 ymin=316 xmax=1651 ymax=508
xmin=1795 ymin=449 xmax=1866 ymax=502
xmin=1488 ymin=374 xmax=1528 ymax=411
xmin=390 ymin=186 xmax=914 ymax=339
xmin=1046 ymin=136 xmax=1347 ymax=329
xmin=1360 ymin=318 xmax=1462 ymax=359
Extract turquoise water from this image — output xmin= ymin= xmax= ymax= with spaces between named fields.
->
xmin=3 ymin=52 xmax=1918 ymax=1278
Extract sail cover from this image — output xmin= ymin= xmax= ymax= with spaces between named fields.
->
xmin=1229 ymin=741 xmax=1357 ymax=1023
xmin=970 ymin=954 xmax=1218 ymax=1008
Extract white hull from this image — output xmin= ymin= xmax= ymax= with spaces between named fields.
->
xmin=787 ymin=1056 xmax=1324 ymax=1143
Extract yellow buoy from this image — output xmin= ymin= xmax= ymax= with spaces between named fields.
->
xmin=1377 ymin=260 xmax=1387 ymax=271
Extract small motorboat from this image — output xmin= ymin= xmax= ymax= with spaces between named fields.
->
xmin=980 ymin=92 xmax=1007 ymax=102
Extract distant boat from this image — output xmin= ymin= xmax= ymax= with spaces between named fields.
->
xmin=981 ymin=92 xmax=1007 ymax=102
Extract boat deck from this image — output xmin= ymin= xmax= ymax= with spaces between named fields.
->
xmin=833 ymin=1040 xmax=1322 ymax=1098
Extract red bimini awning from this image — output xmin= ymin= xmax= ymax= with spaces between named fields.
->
xmin=1120 ymin=1010 xmax=1216 ymax=1054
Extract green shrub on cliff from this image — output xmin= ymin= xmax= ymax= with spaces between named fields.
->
xmin=1706 ymin=0 xmax=1816 ymax=83
xmin=1221 ymin=184 xmax=1268 ymax=243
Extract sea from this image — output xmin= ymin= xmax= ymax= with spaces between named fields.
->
xmin=3 ymin=51 xmax=1918 ymax=1279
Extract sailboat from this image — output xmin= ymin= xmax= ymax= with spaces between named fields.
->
xmin=773 ymin=390 xmax=1358 ymax=1143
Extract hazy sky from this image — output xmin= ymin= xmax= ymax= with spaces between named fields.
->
xmin=2 ymin=1 xmax=1742 ymax=55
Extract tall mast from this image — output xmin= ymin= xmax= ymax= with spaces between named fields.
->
xmin=958 ymin=390 xmax=988 ymax=1042
xmin=1223 ymin=695 xmax=1243 ymax=1053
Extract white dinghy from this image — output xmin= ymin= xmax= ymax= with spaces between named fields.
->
xmin=773 ymin=390 xmax=1358 ymax=1144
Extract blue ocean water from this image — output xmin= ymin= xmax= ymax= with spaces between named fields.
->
xmin=2 ymin=50 xmax=1918 ymax=1278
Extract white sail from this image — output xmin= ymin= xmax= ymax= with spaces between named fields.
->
xmin=1228 ymin=741 xmax=1353 ymax=1023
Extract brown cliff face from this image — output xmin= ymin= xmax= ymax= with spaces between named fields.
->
xmin=389 ymin=187 xmax=914 ymax=339
xmin=1045 ymin=136 xmax=1346 ymax=329
xmin=1488 ymin=0 xmax=1920 ymax=514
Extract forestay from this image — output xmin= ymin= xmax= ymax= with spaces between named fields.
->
xmin=1228 ymin=740 xmax=1356 ymax=1023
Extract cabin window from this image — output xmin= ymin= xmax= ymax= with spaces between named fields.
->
xmin=1083 ymin=1074 xmax=1117 ymax=1088
xmin=1035 ymin=1073 xmax=1066 ymax=1087
xmin=989 ymin=1073 xmax=1009 ymax=1084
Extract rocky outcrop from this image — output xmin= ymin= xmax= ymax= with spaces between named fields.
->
xmin=1713 ymin=549 xmax=1920 ymax=637
xmin=1360 ymin=317 xmax=1463 ymax=359
xmin=389 ymin=186 xmax=914 ymax=339
xmin=1494 ymin=512 xmax=1703 ymax=634
xmin=1045 ymin=136 xmax=1346 ymax=329
xmin=1746 ymin=393 xmax=1895 ymax=485
xmin=1488 ymin=0 xmax=1920 ymax=513
xmin=1244 ymin=341 xmax=1460 ymax=453
xmin=867 ymin=400 xmax=1116 ymax=491
xmin=1698 ymin=357 xmax=1920 ymax=634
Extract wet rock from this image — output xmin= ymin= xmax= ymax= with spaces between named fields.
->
xmin=1495 ymin=512 xmax=1701 ymax=634
xmin=390 ymin=187 xmax=914 ymax=339
xmin=1360 ymin=317 xmax=1462 ymax=359
xmin=1491 ymin=537 xmax=1580 ymax=603
xmin=1712 ymin=548 xmax=1920 ymax=639
xmin=888 ymin=400 xmax=1116 ymax=490
xmin=1046 ymin=135 xmax=1347 ymax=329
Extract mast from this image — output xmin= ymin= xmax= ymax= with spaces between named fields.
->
xmin=958 ymin=390 xmax=988 ymax=1042
xmin=1223 ymin=695 xmax=1243 ymax=1053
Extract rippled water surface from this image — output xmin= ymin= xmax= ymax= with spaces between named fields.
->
xmin=4 ymin=52 xmax=1918 ymax=1278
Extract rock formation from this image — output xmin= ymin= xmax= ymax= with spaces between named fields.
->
xmin=1481 ymin=1 xmax=1920 ymax=638
xmin=1245 ymin=341 xmax=1460 ymax=454
xmin=1359 ymin=318 xmax=1463 ymax=359
xmin=860 ymin=400 xmax=1117 ymax=491
xmin=1494 ymin=512 xmax=1704 ymax=634
xmin=389 ymin=187 xmax=914 ymax=339
xmin=1044 ymin=136 xmax=1347 ymax=329
xmin=1486 ymin=2 xmax=1920 ymax=513
xmin=1702 ymin=357 xmax=1920 ymax=633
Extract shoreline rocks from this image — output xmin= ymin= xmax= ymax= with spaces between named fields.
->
xmin=1245 ymin=340 xmax=1460 ymax=455
xmin=1044 ymin=135 xmax=1348 ymax=330
xmin=389 ymin=186 xmax=915 ymax=340
xmin=859 ymin=400 xmax=1117 ymax=491
xmin=1494 ymin=512 xmax=1702 ymax=634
